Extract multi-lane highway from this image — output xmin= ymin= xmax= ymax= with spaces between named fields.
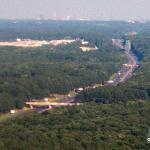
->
xmin=26 ymin=39 xmax=139 ymax=112
xmin=107 ymin=40 xmax=138 ymax=86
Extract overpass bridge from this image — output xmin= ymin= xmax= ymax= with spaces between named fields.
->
xmin=25 ymin=101 xmax=81 ymax=110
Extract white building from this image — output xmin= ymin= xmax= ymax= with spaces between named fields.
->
xmin=81 ymin=40 xmax=89 ymax=45
xmin=16 ymin=38 xmax=21 ymax=42
xmin=108 ymin=80 xmax=114 ymax=84
xmin=44 ymin=98 xmax=49 ymax=102
xmin=10 ymin=110 xmax=16 ymax=114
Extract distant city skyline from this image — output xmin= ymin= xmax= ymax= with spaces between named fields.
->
xmin=0 ymin=0 xmax=149 ymax=20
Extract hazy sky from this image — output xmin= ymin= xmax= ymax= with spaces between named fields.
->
xmin=0 ymin=0 xmax=149 ymax=20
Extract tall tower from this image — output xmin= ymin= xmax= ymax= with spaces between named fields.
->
xmin=53 ymin=11 xmax=57 ymax=20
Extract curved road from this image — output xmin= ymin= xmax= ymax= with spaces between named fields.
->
xmin=107 ymin=40 xmax=138 ymax=86
xmin=26 ymin=39 xmax=139 ymax=112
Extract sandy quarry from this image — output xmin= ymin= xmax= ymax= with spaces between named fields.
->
xmin=0 ymin=39 xmax=76 ymax=47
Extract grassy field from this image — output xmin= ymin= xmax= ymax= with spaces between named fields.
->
xmin=0 ymin=107 xmax=31 ymax=123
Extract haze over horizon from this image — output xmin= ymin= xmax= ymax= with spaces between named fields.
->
xmin=0 ymin=0 xmax=149 ymax=21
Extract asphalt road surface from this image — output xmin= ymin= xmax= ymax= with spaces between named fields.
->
xmin=107 ymin=42 xmax=138 ymax=86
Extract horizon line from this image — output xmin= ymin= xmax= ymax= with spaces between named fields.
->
xmin=0 ymin=18 xmax=149 ymax=22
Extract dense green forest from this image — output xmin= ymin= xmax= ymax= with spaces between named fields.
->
xmin=0 ymin=21 xmax=129 ymax=112
xmin=1 ymin=20 xmax=150 ymax=112
xmin=0 ymin=44 xmax=124 ymax=112
xmin=0 ymin=101 xmax=150 ymax=150
xmin=1 ymin=21 xmax=150 ymax=149
xmin=76 ymin=30 xmax=150 ymax=104
xmin=0 ymin=20 xmax=148 ymax=41
xmin=76 ymin=86 xmax=149 ymax=103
